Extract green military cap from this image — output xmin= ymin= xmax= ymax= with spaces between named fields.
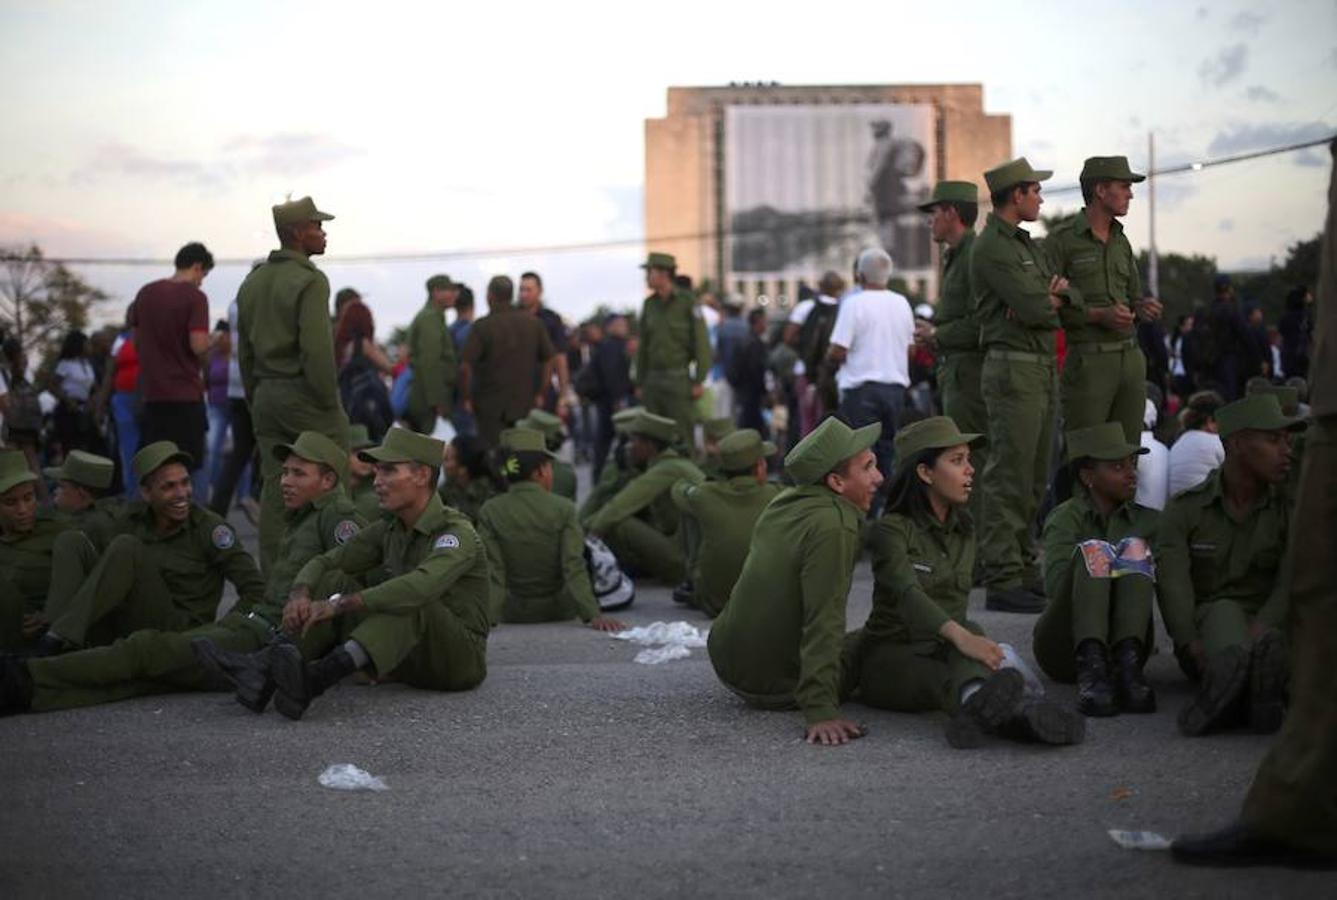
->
xmin=42 ymin=450 xmax=115 ymax=491
xmin=612 ymin=407 xmax=640 ymax=434
xmin=1245 ymin=381 xmax=1301 ymax=416
xmin=916 ymin=180 xmax=979 ymax=212
xmin=784 ymin=417 xmax=880 ymax=486
xmin=0 ymin=450 xmax=39 ymax=495
xmin=520 ymin=408 xmax=565 ymax=439
xmin=893 ymin=417 xmax=982 ymax=474
xmin=1065 ymin=422 xmax=1148 ymax=464
xmin=347 ymin=424 xmax=377 ymax=451
xmin=984 ymin=157 xmax=1053 ymax=194
xmin=704 ymin=416 xmax=737 ymax=442
xmin=1215 ymin=393 xmax=1307 ymax=440
xmin=425 ymin=274 xmax=454 ymax=292
xmin=640 ymin=252 xmax=677 ymax=270
xmin=274 ymin=431 xmax=348 ymax=481
xmin=272 ymin=196 xmax=334 ymax=229
xmin=1079 ymin=155 xmax=1146 ymax=184
xmin=623 ymin=409 xmax=679 ymax=444
xmin=719 ymin=429 xmax=776 ymax=471
xmin=357 ymin=425 xmax=445 ymax=468
xmin=499 ymin=427 xmax=557 ymax=458
xmin=133 ymin=441 xmax=194 ymax=485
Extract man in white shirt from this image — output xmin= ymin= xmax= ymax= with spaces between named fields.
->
xmin=826 ymin=248 xmax=916 ymax=493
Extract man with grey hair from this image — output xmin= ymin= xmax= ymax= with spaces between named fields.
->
xmin=826 ymin=247 xmax=916 ymax=498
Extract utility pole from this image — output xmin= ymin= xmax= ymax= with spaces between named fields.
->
xmin=1147 ymin=131 xmax=1159 ymax=297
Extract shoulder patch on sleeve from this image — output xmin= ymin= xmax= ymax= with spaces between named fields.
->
xmin=211 ymin=524 xmax=236 ymax=550
xmin=333 ymin=519 xmax=361 ymax=545
xmin=433 ymin=532 xmax=460 ymax=550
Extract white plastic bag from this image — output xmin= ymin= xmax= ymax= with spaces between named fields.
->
xmin=318 ymin=763 xmax=388 ymax=792
xmin=1107 ymin=829 xmax=1171 ymax=851
xmin=611 ymin=621 xmax=708 ymax=664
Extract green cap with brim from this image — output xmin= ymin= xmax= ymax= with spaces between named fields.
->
xmin=519 ymin=408 xmax=565 ymax=439
xmin=43 ymin=450 xmax=115 ymax=491
xmin=426 ymin=274 xmax=454 ymax=292
xmin=274 ymin=431 xmax=349 ymax=483
xmin=703 ymin=416 xmax=737 ymax=442
xmin=893 ymin=417 xmax=982 ymax=475
xmin=640 ymin=252 xmax=677 ymax=270
xmin=500 ymin=427 xmax=557 ymax=458
xmin=272 ymin=196 xmax=334 ymax=229
xmin=984 ymin=157 xmax=1053 ymax=194
xmin=612 ymin=407 xmax=640 ymax=434
xmin=133 ymin=441 xmax=194 ymax=485
xmin=1065 ymin=422 xmax=1149 ymax=464
xmin=0 ymin=450 xmax=39 ymax=496
xmin=1216 ymin=394 xmax=1307 ymax=440
xmin=623 ymin=409 xmax=679 ymax=444
xmin=1245 ymin=381 xmax=1301 ymax=417
xmin=916 ymin=180 xmax=980 ymax=212
xmin=347 ymin=424 xmax=376 ymax=451
xmin=357 ymin=426 xmax=445 ymax=468
xmin=1079 ymin=155 xmax=1146 ymax=184
xmin=784 ymin=417 xmax=881 ymax=486
xmin=719 ymin=429 xmax=776 ymax=471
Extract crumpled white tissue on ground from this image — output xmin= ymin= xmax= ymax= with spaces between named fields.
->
xmin=318 ymin=763 xmax=389 ymax=791
xmin=1107 ymin=829 xmax=1171 ymax=850
xmin=611 ymin=621 xmax=708 ymax=664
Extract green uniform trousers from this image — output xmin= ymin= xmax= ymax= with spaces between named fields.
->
xmin=939 ymin=352 xmax=989 ymax=527
xmin=252 ymin=378 xmax=350 ymax=573
xmin=1060 ymin=341 xmax=1147 ymax=445
xmin=604 ymin=515 xmax=684 ymax=585
xmin=313 ymin=603 xmax=487 ymax=693
xmin=1032 ymin=566 xmax=1154 ymax=683
xmin=859 ymin=632 xmax=990 ymax=714
xmin=640 ymin=370 xmax=696 ymax=441
xmin=1196 ymin=600 xmax=1255 ymax=657
xmin=979 ymin=352 xmax=1056 ymax=588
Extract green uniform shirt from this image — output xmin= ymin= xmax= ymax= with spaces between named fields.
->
xmin=971 ymin=213 xmax=1083 ymax=354
xmin=708 ymin=485 xmax=864 ymax=725
xmin=586 ymin=449 xmax=704 ymax=536
xmin=1046 ymin=212 xmax=1140 ymax=344
xmin=292 ymin=494 xmax=490 ymax=635
xmin=0 ymin=513 xmax=72 ymax=613
xmin=259 ymin=491 xmax=365 ymax=621
xmin=61 ymin=497 xmax=128 ymax=554
xmin=236 ymin=249 xmax=340 ymax=408
xmin=1154 ymin=469 xmax=1291 ymax=648
xmin=1041 ymin=491 xmax=1159 ymax=604
xmin=932 ymin=230 xmax=981 ymax=353
xmin=671 ymin=475 xmax=782 ymax=617
xmin=579 ymin=462 xmax=633 ymax=527
xmin=866 ymin=508 xmax=975 ymax=645
xmin=552 ymin=460 xmax=577 ymax=503
xmin=476 ymin=481 xmax=598 ymax=623
xmin=439 ymin=478 xmax=498 ymax=523
xmin=634 ymin=289 xmax=712 ymax=383
xmin=349 ymin=478 xmax=382 ymax=523
xmin=407 ymin=300 xmax=456 ymax=417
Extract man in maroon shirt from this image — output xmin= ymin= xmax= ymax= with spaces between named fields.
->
xmin=128 ymin=242 xmax=214 ymax=497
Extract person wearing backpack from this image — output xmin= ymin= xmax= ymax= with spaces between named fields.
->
xmin=785 ymin=272 xmax=844 ymax=438
xmin=334 ymin=296 xmax=394 ymax=442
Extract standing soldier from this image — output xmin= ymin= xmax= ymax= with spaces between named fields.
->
xmin=634 ymin=253 xmax=712 ymax=444
xmin=0 ymin=451 xmax=71 ymax=651
xmin=405 ymin=275 xmax=458 ymax=434
xmin=237 ymin=196 xmax=350 ymax=572
xmin=972 ymin=158 xmax=1083 ymax=613
xmin=1048 ymin=156 xmax=1163 ymax=444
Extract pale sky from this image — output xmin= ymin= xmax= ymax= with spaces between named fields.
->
xmin=1 ymin=0 xmax=1333 ymax=335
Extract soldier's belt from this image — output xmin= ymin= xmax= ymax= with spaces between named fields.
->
xmin=937 ymin=349 xmax=984 ymax=363
xmin=985 ymin=349 xmax=1053 ymax=365
xmin=1068 ymin=339 xmax=1136 ymax=354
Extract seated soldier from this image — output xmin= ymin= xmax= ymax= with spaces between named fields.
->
xmin=256 ymin=426 xmax=491 ymax=720
xmin=698 ymin=416 xmax=738 ymax=479
xmin=670 ymin=429 xmax=781 ymax=616
xmin=33 ymin=442 xmax=266 ymax=654
xmin=1034 ymin=422 xmax=1160 ymax=717
xmin=44 ymin=450 xmax=125 ymax=551
xmin=0 ymin=451 xmax=72 ymax=651
xmin=1245 ymin=381 xmax=1304 ymax=500
xmin=579 ymin=407 xmax=640 ymax=526
xmin=707 ymin=416 xmax=883 ymax=747
xmin=476 ymin=427 xmax=624 ymax=632
xmin=518 ymin=408 xmax=578 ymax=501
xmin=1156 ymin=394 xmax=1305 ymax=736
xmin=0 ymin=432 xmax=363 ymax=714
xmin=586 ymin=410 xmax=704 ymax=584
xmin=855 ymin=417 xmax=1083 ymax=748
xmin=439 ymin=432 xmax=502 ymax=521
xmin=347 ymin=424 xmax=382 ymax=521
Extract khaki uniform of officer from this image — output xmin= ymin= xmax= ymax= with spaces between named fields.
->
xmin=406 ymin=274 xmax=457 ymax=434
xmin=1048 ymin=157 xmax=1149 ymax=444
xmin=460 ymin=302 xmax=555 ymax=448
xmin=44 ymin=451 xmax=125 ymax=552
xmin=21 ymin=433 xmax=364 ymax=712
xmin=292 ymin=428 xmax=490 ymax=692
xmin=0 ymin=452 xmax=73 ymax=651
xmin=579 ymin=408 xmax=640 ymax=526
xmin=237 ymin=196 xmax=350 ymax=573
xmin=476 ymin=428 xmax=600 ymax=625
xmin=518 ymin=408 xmax=577 ymax=502
xmin=634 ymin=253 xmax=712 ymax=441
xmin=972 ymin=158 xmax=1084 ymax=596
xmin=707 ymin=417 xmax=878 ymax=725
xmin=670 ymin=429 xmax=781 ymax=617
xmin=347 ymin=424 xmax=382 ymax=522
xmin=586 ymin=411 xmax=704 ymax=584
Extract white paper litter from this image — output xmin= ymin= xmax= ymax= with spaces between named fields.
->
xmin=318 ymin=763 xmax=389 ymax=792
xmin=1107 ymin=829 xmax=1172 ymax=851
xmin=611 ymin=621 xmax=708 ymax=664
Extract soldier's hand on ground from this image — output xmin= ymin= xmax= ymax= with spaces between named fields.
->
xmin=805 ymin=718 xmax=867 ymax=746
xmin=1137 ymin=296 xmax=1164 ymax=321
xmin=21 ymin=611 xmax=49 ymax=640
xmin=588 ymin=616 xmax=627 ymax=633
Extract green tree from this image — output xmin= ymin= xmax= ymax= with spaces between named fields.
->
xmin=0 ymin=244 xmax=109 ymax=365
xmin=1139 ymin=251 xmax=1218 ymax=321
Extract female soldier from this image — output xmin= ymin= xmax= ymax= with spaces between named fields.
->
xmin=858 ymin=417 xmax=1084 ymax=749
xmin=1033 ymin=422 xmax=1159 ymax=717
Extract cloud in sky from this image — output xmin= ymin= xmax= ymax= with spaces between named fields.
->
xmin=1207 ymin=121 xmax=1333 ymax=158
xmin=1198 ymin=44 xmax=1248 ymax=87
xmin=1244 ymin=85 xmax=1281 ymax=103
xmin=1229 ymin=11 xmax=1266 ymax=36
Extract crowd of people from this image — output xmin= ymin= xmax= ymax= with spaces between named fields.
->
xmin=0 ymin=145 xmax=1333 ymax=870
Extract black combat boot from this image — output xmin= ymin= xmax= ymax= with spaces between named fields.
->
xmin=191 ymin=638 xmax=276 ymax=714
xmin=0 ymin=656 xmax=34 ymax=715
xmin=671 ymin=581 xmax=697 ymax=607
xmin=1178 ymin=644 xmax=1249 ymax=736
xmin=1247 ymin=629 xmax=1287 ymax=734
xmin=1075 ymin=639 xmax=1118 ymax=717
xmin=1111 ymin=637 xmax=1157 ymax=714
xmin=270 ymin=642 xmax=359 ymax=721
xmin=997 ymin=699 xmax=1087 ymax=745
xmin=944 ymin=668 xmax=1024 ymax=749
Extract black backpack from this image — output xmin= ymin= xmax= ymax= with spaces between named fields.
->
xmin=338 ymin=340 xmax=393 ymax=441
xmin=797 ymin=300 xmax=840 ymax=375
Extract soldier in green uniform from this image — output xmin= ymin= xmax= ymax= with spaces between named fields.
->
xmin=1047 ymin=156 xmax=1163 ymax=444
xmin=236 ymin=195 xmax=350 ymax=573
xmin=43 ymin=450 xmax=125 ymax=554
xmin=0 ymin=432 xmax=363 ymax=713
xmin=854 ymin=417 xmax=1083 ymax=748
xmin=670 ymin=429 xmax=780 ymax=617
xmin=634 ymin=253 xmax=712 ymax=444
xmin=971 ymin=157 xmax=1084 ymax=613
xmin=0 ymin=451 xmax=72 ymax=651
xmin=1156 ymin=393 xmax=1304 ymax=737
xmin=698 ymin=416 xmax=737 ymax=479
xmin=707 ymin=416 xmax=882 ymax=746
xmin=517 ymin=408 xmax=577 ymax=501
xmin=586 ymin=410 xmax=704 ymax=584
xmin=405 ymin=274 xmax=458 ymax=434
xmin=439 ymin=433 xmax=501 ymax=521
xmin=1245 ymin=381 xmax=1305 ymax=500
xmin=578 ymin=407 xmax=640 ymax=526
xmin=1034 ymin=422 xmax=1159 ymax=717
xmin=346 ymin=424 xmax=381 ymax=522
xmin=476 ymin=428 xmax=624 ymax=631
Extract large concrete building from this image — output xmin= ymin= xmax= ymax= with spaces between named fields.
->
xmin=645 ymin=83 xmax=1011 ymax=306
